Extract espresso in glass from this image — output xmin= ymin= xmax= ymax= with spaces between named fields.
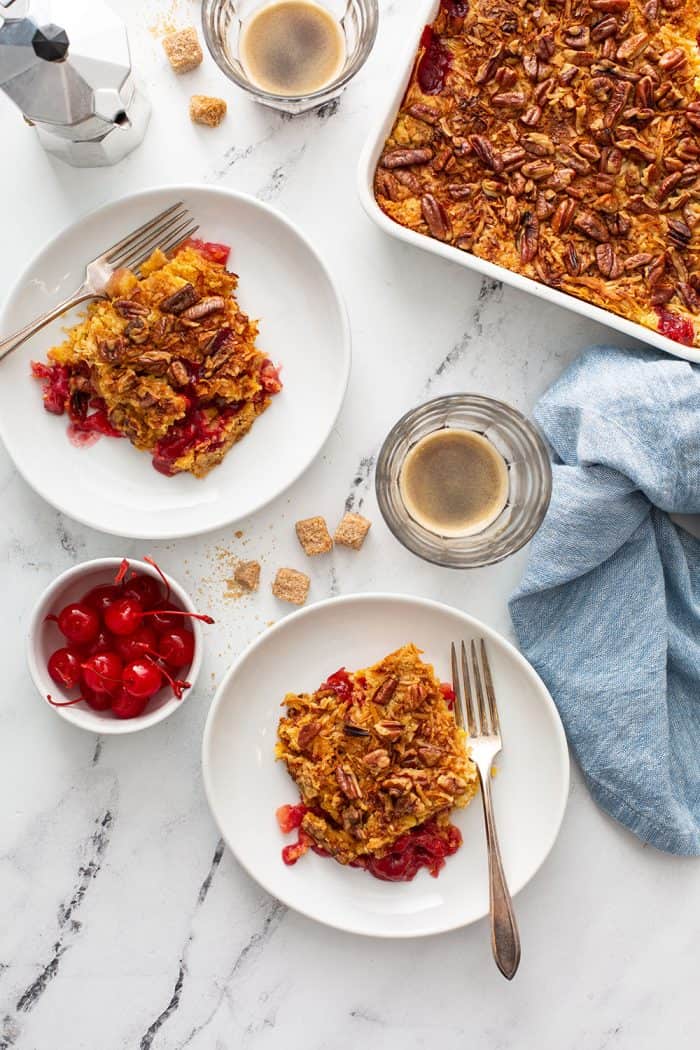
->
xmin=399 ymin=429 xmax=509 ymax=538
xmin=239 ymin=1 xmax=346 ymax=97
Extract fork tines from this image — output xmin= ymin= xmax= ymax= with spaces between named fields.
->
xmin=451 ymin=638 xmax=500 ymax=739
xmin=103 ymin=202 xmax=200 ymax=273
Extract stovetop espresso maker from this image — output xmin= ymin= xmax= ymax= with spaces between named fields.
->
xmin=0 ymin=0 xmax=150 ymax=166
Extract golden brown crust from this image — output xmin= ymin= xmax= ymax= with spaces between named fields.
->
xmin=275 ymin=644 xmax=478 ymax=864
xmin=374 ymin=0 xmax=700 ymax=348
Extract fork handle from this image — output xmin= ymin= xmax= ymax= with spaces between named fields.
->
xmin=0 ymin=287 xmax=97 ymax=363
xmin=480 ymin=770 xmax=521 ymax=979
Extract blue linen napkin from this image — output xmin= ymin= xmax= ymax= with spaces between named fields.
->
xmin=509 ymin=345 xmax=700 ymax=856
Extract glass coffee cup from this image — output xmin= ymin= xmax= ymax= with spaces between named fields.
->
xmin=376 ymin=395 xmax=552 ymax=569
xmin=201 ymin=0 xmax=379 ymax=114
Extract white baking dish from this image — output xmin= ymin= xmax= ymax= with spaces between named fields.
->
xmin=357 ymin=0 xmax=699 ymax=364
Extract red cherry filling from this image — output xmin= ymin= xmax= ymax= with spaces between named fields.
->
xmin=320 ymin=668 xmax=354 ymax=702
xmin=277 ymin=802 xmax=462 ymax=881
xmin=416 ymin=26 xmax=452 ymax=95
xmin=184 ymin=237 xmax=231 ymax=266
xmin=655 ymin=307 xmax=694 ymax=346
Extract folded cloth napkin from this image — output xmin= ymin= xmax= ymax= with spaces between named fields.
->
xmin=509 ymin=345 xmax=700 ymax=856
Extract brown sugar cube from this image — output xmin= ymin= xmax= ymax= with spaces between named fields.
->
xmin=295 ymin=516 xmax=333 ymax=556
xmin=334 ymin=512 xmax=372 ymax=550
xmin=234 ymin=560 xmax=260 ymax=591
xmin=189 ymin=95 xmax=227 ymax=128
xmin=272 ymin=568 xmax=310 ymax=606
xmin=163 ymin=27 xmax=203 ymax=74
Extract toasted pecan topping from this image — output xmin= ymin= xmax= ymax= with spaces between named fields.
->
xmin=374 ymin=0 xmax=700 ymax=346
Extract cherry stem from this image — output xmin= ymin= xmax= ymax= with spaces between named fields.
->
xmin=143 ymin=608 xmax=214 ymax=625
xmin=47 ymin=694 xmax=88 ymax=707
xmin=143 ymin=555 xmax=171 ymax=604
xmin=145 ymin=656 xmax=190 ymax=700
xmin=115 ymin=558 xmax=130 ymax=585
xmin=81 ymin=662 xmax=121 ymax=686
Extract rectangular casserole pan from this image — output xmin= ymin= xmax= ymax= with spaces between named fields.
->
xmin=357 ymin=0 xmax=700 ymax=365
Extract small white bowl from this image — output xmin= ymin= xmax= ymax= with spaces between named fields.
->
xmin=27 ymin=558 xmax=204 ymax=734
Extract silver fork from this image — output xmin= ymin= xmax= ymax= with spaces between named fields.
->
xmin=452 ymin=638 xmax=521 ymax=980
xmin=0 ymin=202 xmax=199 ymax=363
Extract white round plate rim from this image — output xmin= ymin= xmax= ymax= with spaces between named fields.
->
xmin=202 ymin=592 xmax=570 ymax=938
xmin=0 ymin=184 xmax=351 ymax=539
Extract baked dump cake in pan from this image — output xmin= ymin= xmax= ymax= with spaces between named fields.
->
xmin=374 ymin=0 xmax=700 ymax=348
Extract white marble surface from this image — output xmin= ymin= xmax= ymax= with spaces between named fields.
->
xmin=0 ymin=2 xmax=697 ymax=1047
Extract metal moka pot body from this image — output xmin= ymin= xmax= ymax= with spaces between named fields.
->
xmin=0 ymin=0 xmax=150 ymax=166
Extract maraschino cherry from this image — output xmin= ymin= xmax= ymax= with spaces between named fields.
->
xmin=44 ymin=556 xmax=212 ymax=720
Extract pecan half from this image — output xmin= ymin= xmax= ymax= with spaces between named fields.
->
xmin=362 ymin=749 xmax=391 ymax=773
xmin=520 ymin=105 xmax=542 ymax=126
xmin=591 ymin=16 xmax=619 ymax=42
xmin=616 ymin=33 xmax=649 ymax=62
xmin=668 ymin=219 xmax=692 ymax=247
xmin=596 ymin=243 xmax=622 ymax=278
xmin=624 ymin=252 xmax=654 ymax=270
xmin=564 ymin=25 xmax=590 ymax=50
xmin=474 ymin=46 xmax=503 ymax=84
xmin=124 ymin=318 xmax=149 ymax=345
xmin=574 ymin=210 xmax=609 ymax=241
xmin=298 ymin=721 xmax=322 ymax=749
xmin=372 ymin=721 xmax=402 ymax=744
xmin=132 ymin=350 xmax=171 ymax=375
xmin=406 ymin=103 xmax=440 ymax=125
xmin=159 ymin=283 xmax=199 ymax=314
xmin=381 ymin=148 xmax=433 ymax=169
xmin=470 ymin=134 xmax=502 ymax=172
xmin=519 ymin=211 xmax=539 ymax=263
xmin=658 ymin=172 xmax=682 ymax=202
xmin=180 ymin=296 xmax=226 ymax=321
xmin=421 ymin=194 xmax=452 ymax=241
xmin=168 ymin=360 xmax=190 ymax=387
xmin=493 ymin=91 xmax=526 ymax=108
xmin=658 ymin=48 xmax=686 ymax=73
xmin=373 ymin=676 xmax=399 ymax=706
xmin=98 ymin=337 xmax=128 ymax=364
xmin=551 ymin=198 xmax=577 ymax=234
xmin=418 ymin=745 xmax=444 ymax=767
xmin=343 ymin=723 xmax=371 ymax=738
xmin=335 ymin=765 xmax=362 ymax=799
xmin=590 ymin=0 xmax=630 ymax=11
xmin=113 ymin=298 xmax=148 ymax=319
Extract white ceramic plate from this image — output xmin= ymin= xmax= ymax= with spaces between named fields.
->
xmin=202 ymin=594 xmax=569 ymax=937
xmin=357 ymin=0 xmax=700 ymax=364
xmin=0 ymin=185 xmax=350 ymax=538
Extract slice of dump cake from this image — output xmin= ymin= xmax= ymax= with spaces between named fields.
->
xmin=276 ymin=644 xmax=479 ymax=880
xmin=32 ymin=238 xmax=281 ymax=477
